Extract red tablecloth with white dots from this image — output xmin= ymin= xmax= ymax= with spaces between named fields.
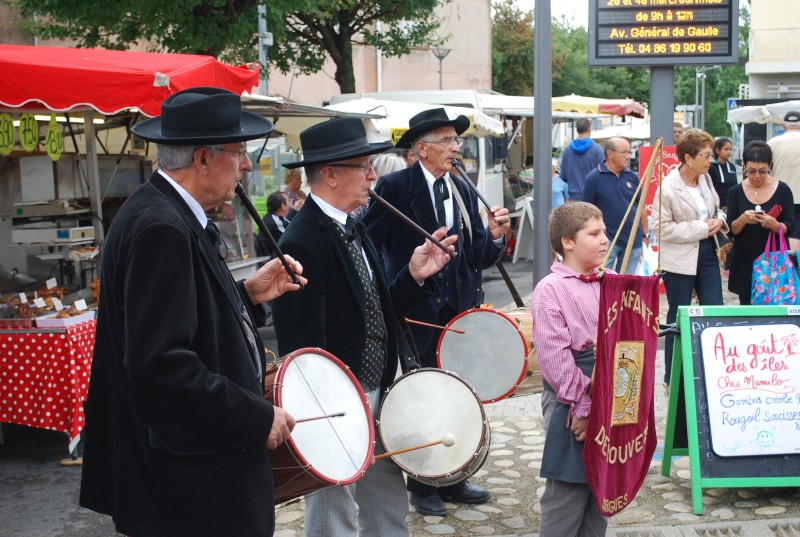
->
xmin=0 ymin=320 xmax=96 ymax=453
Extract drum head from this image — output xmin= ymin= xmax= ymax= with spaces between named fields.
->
xmin=275 ymin=349 xmax=373 ymax=485
xmin=378 ymin=369 xmax=486 ymax=479
xmin=437 ymin=309 xmax=528 ymax=403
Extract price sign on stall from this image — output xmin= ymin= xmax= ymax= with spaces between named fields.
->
xmin=0 ymin=113 xmax=15 ymax=155
xmin=18 ymin=113 xmax=38 ymax=152
xmin=45 ymin=114 xmax=63 ymax=161
xmin=589 ymin=0 xmax=740 ymax=67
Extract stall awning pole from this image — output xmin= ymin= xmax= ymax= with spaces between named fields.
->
xmin=83 ymin=110 xmax=105 ymax=245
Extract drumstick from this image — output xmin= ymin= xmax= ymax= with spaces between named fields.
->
xmin=404 ymin=318 xmax=465 ymax=334
xmin=368 ymin=189 xmax=456 ymax=258
xmin=374 ymin=433 xmax=456 ymax=461
xmin=296 ymin=411 xmax=346 ymax=423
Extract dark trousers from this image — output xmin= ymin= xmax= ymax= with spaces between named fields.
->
xmin=407 ymin=305 xmax=467 ymax=496
xmin=663 ymin=238 xmax=723 ymax=384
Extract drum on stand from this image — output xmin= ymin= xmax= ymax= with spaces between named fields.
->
xmin=377 ymin=368 xmax=490 ymax=488
xmin=265 ymin=348 xmax=374 ymax=504
xmin=436 ymin=308 xmax=529 ymax=403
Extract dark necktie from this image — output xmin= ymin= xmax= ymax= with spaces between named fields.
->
xmin=433 ymin=177 xmax=449 ymax=229
xmin=205 ymin=220 xmax=228 ymax=260
xmin=335 ymin=218 xmax=385 ymax=387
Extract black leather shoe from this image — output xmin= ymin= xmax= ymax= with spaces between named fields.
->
xmin=441 ymin=480 xmax=491 ymax=504
xmin=410 ymin=493 xmax=447 ymax=516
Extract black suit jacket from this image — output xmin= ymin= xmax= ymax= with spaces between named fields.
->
xmin=257 ymin=213 xmax=286 ymax=256
xmin=271 ymin=195 xmax=432 ymax=389
xmin=364 ymin=162 xmax=504 ymax=355
xmin=80 ymin=173 xmax=276 ymax=537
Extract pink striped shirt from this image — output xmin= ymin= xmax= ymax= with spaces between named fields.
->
xmin=531 ymin=262 xmax=605 ymax=421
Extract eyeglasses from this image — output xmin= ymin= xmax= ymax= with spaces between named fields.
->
xmin=612 ymin=149 xmax=633 ymax=156
xmin=695 ymin=151 xmax=714 ymax=160
xmin=212 ymin=146 xmax=249 ymax=161
xmin=746 ymin=168 xmax=770 ymax=176
xmin=329 ymin=162 xmax=374 ymax=175
xmin=424 ymin=137 xmax=464 ymax=147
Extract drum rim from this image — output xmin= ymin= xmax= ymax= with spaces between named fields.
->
xmin=376 ymin=367 xmax=489 ymax=479
xmin=435 ymin=307 xmax=530 ymax=404
xmin=274 ymin=347 xmax=375 ymax=486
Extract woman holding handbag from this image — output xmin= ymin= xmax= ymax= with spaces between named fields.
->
xmin=652 ymin=130 xmax=728 ymax=386
xmin=726 ymin=141 xmax=795 ymax=305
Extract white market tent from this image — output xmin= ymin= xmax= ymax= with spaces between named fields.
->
xmin=727 ymin=100 xmax=800 ymax=125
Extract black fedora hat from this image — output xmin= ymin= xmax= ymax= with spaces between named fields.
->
xmin=131 ymin=87 xmax=273 ymax=145
xmin=395 ymin=108 xmax=470 ymax=149
xmin=283 ymin=118 xmax=393 ymax=169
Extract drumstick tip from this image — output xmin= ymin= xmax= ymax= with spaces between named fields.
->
xmin=442 ymin=433 xmax=456 ymax=447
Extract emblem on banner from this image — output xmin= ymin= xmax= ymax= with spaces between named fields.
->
xmin=612 ymin=341 xmax=644 ymax=426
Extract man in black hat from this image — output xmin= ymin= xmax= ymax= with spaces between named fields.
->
xmin=271 ymin=117 xmax=457 ymax=536
xmin=363 ymin=107 xmax=510 ymax=516
xmin=80 ymin=87 xmax=306 ymax=537
xmin=768 ymin=110 xmax=800 ymax=248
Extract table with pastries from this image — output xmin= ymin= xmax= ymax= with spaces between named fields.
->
xmin=0 ymin=319 xmax=96 ymax=456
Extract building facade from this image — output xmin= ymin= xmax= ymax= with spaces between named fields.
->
xmin=746 ymin=0 xmax=800 ymax=99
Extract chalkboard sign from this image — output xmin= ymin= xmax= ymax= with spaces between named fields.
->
xmin=662 ymin=305 xmax=800 ymax=514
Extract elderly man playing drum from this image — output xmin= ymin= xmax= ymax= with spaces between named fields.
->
xmin=271 ymin=117 xmax=457 ymax=536
xmin=364 ymin=108 xmax=510 ymax=516
xmin=80 ymin=87 xmax=305 ymax=537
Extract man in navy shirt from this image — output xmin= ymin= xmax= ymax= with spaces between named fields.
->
xmin=581 ymin=137 xmax=648 ymax=274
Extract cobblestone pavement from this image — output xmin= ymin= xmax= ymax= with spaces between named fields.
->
xmin=272 ymin=276 xmax=800 ymax=536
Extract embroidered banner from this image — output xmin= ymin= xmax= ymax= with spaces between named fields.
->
xmin=584 ymin=273 xmax=659 ymax=516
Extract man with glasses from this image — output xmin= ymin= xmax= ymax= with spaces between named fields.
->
xmin=271 ymin=117 xmax=457 ymax=536
xmin=581 ymin=137 xmax=648 ymax=275
xmin=768 ymin=110 xmax=800 ymax=249
xmin=364 ymin=108 xmax=510 ymax=516
xmin=80 ymin=87 xmax=306 ymax=537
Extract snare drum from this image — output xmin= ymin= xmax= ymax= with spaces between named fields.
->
xmin=265 ymin=348 xmax=374 ymax=504
xmin=436 ymin=308 xmax=529 ymax=403
xmin=377 ymin=368 xmax=490 ymax=488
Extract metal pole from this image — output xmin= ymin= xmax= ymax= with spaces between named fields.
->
xmin=439 ymin=58 xmax=443 ymax=90
xmin=533 ymin=0 xmax=552 ymax=288
xmin=700 ymin=67 xmax=706 ymax=132
xmin=652 ymin=67 xmax=676 ymax=145
xmin=258 ymin=4 xmax=268 ymax=94
xmin=694 ymin=68 xmax=700 ymax=129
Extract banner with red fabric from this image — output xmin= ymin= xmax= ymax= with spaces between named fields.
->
xmin=584 ymin=273 xmax=659 ymax=516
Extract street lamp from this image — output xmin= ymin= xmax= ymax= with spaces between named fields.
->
xmin=430 ymin=47 xmax=451 ymax=90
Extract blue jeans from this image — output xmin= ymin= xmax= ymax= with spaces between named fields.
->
xmin=604 ymin=243 xmax=643 ymax=275
xmin=662 ymin=238 xmax=723 ymax=384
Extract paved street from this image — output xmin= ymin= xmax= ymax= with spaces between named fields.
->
xmin=3 ymin=260 xmax=800 ymax=536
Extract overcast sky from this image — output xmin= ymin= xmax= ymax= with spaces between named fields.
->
xmin=515 ymin=0 xmax=589 ymax=28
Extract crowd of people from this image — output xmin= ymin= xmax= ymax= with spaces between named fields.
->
xmin=77 ymin=85 xmax=800 ymax=537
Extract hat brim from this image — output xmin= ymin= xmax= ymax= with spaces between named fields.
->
xmin=395 ymin=115 xmax=471 ymax=149
xmin=131 ymin=111 xmax=274 ymax=145
xmin=283 ymin=141 xmax=394 ymax=169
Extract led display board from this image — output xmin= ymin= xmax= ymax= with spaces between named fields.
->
xmin=589 ymin=0 xmax=739 ymax=66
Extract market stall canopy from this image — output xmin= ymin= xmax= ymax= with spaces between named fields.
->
xmin=476 ymin=94 xmax=603 ymax=121
xmin=0 ymin=44 xmax=259 ymax=116
xmin=590 ymin=123 xmax=652 ymax=141
xmin=551 ymin=94 xmax=647 ymax=119
xmin=727 ymin=100 xmax=800 ymax=125
xmin=241 ymin=93 xmax=383 ymax=150
xmin=324 ymin=98 xmax=505 ymax=144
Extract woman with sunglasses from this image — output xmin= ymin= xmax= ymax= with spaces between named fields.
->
xmin=725 ymin=140 xmax=794 ymax=305
xmin=652 ymin=130 xmax=727 ymax=387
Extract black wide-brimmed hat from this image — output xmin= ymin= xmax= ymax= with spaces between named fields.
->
xmin=283 ymin=118 xmax=393 ymax=169
xmin=131 ymin=87 xmax=274 ymax=145
xmin=394 ymin=108 xmax=470 ymax=149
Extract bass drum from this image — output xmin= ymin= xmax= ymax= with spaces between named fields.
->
xmin=377 ymin=368 xmax=490 ymax=488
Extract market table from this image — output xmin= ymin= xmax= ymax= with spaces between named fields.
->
xmin=0 ymin=319 xmax=96 ymax=455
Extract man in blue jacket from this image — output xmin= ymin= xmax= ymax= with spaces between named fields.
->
xmin=560 ymin=118 xmax=604 ymax=201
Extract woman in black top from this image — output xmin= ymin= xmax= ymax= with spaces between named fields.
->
xmin=708 ymin=137 xmax=738 ymax=209
xmin=726 ymin=141 xmax=795 ymax=304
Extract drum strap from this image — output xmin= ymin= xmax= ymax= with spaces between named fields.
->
xmin=397 ymin=317 xmax=421 ymax=374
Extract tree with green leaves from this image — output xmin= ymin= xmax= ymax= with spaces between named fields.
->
xmin=4 ymin=0 xmax=448 ymax=94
